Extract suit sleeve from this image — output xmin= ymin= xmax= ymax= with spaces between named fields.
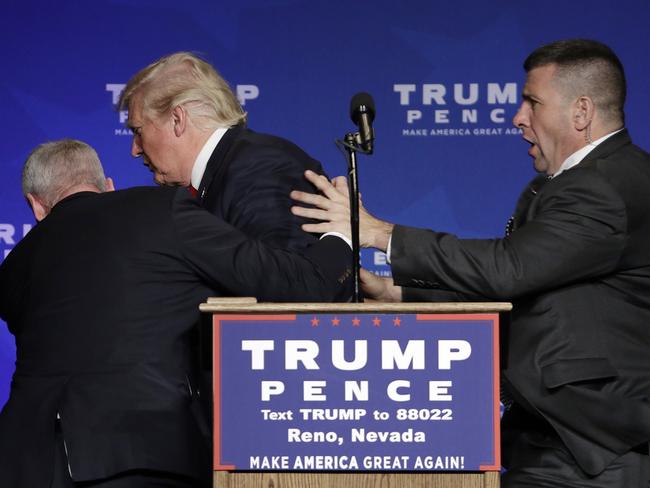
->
xmin=0 ymin=238 xmax=30 ymax=330
xmin=218 ymin=142 xmax=324 ymax=252
xmin=391 ymin=169 xmax=628 ymax=300
xmin=172 ymin=191 xmax=352 ymax=302
xmin=402 ymin=286 xmax=486 ymax=302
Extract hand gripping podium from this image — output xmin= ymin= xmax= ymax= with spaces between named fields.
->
xmin=200 ymin=299 xmax=511 ymax=488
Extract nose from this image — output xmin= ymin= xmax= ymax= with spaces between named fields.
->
xmin=131 ymin=136 xmax=143 ymax=158
xmin=512 ymin=102 xmax=528 ymax=129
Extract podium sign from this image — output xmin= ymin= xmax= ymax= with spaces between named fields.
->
xmin=212 ymin=307 xmax=500 ymax=472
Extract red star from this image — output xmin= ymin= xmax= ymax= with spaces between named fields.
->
xmin=393 ymin=317 xmax=402 ymax=327
xmin=331 ymin=317 xmax=341 ymax=327
xmin=311 ymin=317 xmax=320 ymax=327
xmin=352 ymin=317 xmax=361 ymax=327
xmin=372 ymin=317 xmax=381 ymax=327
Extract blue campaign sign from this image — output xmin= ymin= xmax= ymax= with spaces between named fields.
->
xmin=213 ymin=313 xmax=500 ymax=471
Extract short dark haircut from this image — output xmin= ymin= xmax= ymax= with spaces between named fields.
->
xmin=524 ymin=39 xmax=626 ymax=125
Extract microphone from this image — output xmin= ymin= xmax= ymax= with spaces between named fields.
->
xmin=350 ymin=92 xmax=375 ymax=154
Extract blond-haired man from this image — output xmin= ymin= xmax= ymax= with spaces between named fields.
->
xmin=119 ymin=52 xmax=325 ymax=253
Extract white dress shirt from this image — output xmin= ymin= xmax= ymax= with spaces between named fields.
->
xmin=190 ymin=127 xmax=229 ymax=191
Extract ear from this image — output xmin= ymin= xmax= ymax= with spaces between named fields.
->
xmin=573 ymin=96 xmax=595 ymax=131
xmin=171 ymin=105 xmax=188 ymax=137
xmin=105 ymin=177 xmax=115 ymax=192
xmin=26 ymin=193 xmax=50 ymax=222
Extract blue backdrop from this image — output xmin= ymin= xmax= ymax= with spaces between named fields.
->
xmin=1 ymin=0 xmax=649 ymax=407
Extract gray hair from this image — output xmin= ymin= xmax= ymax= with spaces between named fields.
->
xmin=23 ymin=139 xmax=107 ymax=207
xmin=118 ymin=52 xmax=247 ymax=130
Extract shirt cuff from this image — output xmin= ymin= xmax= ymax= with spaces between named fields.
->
xmin=386 ymin=234 xmax=393 ymax=263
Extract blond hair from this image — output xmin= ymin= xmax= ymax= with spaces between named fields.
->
xmin=118 ymin=52 xmax=246 ymax=130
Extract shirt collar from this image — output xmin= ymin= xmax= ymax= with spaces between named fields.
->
xmin=190 ymin=127 xmax=229 ymax=189
xmin=552 ymin=128 xmax=624 ymax=178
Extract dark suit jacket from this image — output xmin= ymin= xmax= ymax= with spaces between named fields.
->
xmin=0 ymin=186 xmax=351 ymax=486
xmin=391 ymin=130 xmax=650 ymax=475
xmin=196 ymin=125 xmax=325 ymax=252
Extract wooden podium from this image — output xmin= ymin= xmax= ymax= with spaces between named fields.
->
xmin=200 ymin=299 xmax=511 ymax=488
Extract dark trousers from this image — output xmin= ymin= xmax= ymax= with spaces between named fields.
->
xmin=52 ymin=424 xmax=208 ymax=488
xmin=502 ymin=405 xmax=650 ymax=488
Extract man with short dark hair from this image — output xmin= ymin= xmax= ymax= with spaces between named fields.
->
xmin=0 ymin=139 xmax=351 ymax=487
xmin=291 ymin=39 xmax=650 ymax=487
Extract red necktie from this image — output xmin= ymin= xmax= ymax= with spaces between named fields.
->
xmin=188 ymin=186 xmax=199 ymax=197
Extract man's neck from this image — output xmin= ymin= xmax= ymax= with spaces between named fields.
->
xmin=56 ymin=184 xmax=102 ymax=204
xmin=551 ymin=127 xmax=623 ymax=178
xmin=190 ymin=126 xmax=230 ymax=189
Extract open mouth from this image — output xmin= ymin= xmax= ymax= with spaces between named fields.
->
xmin=523 ymin=137 xmax=537 ymax=157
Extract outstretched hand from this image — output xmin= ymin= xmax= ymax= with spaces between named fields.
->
xmin=290 ymin=170 xmax=352 ymax=238
xmin=360 ymin=269 xmax=403 ymax=302
xmin=290 ymin=170 xmax=394 ymax=251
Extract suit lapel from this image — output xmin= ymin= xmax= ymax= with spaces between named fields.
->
xmin=506 ymin=174 xmax=549 ymax=235
xmin=197 ymin=124 xmax=246 ymax=203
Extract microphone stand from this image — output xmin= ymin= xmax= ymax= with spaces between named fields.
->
xmin=339 ymin=92 xmax=374 ymax=303
xmin=342 ymin=132 xmax=363 ymax=303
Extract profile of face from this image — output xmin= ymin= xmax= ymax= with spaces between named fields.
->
xmin=512 ymin=64 xmax=577 ymax=176
xmin=127 ymin=94 xmax=191 ymax=186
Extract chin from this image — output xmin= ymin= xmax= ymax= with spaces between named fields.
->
xmin=533 ymin=160 xmax=549 ymax=174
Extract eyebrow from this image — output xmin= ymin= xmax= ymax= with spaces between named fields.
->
xmin=522 ymin=93 xmax=541 ymax=104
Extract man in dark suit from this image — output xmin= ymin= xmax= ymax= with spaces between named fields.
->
xmin=0 ymin=139 xmax=351 ymax=487
xmin=117 ymin=54 xmax=343 ymax=444
xmin=118 ymin=51 xmax=325 ymax=253
xmin=291 ymin=39 xmax=650 ymax=487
